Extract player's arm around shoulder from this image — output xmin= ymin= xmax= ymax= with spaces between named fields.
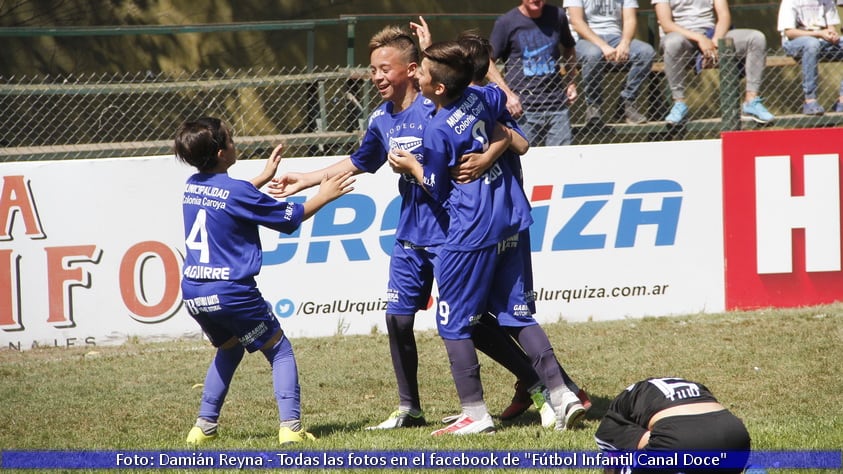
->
xmin=451 ymin=124 xmax=516 ymax=183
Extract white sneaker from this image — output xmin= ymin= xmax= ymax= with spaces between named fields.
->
xmin=365 ymin=410 xmax=426 ymax=430
xmin=430 ymin=413 xmax=495 ymax=436
xmin=530 ymin=388 xmax=557 ymax=428
xmin=555 ymin=391 xmax=586 ymax=431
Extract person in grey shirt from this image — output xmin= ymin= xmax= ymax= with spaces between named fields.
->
xmin=653 ymin=0 xmax=775 ymax=124
xmin=565 ymin=0 xmax=655 ymax=124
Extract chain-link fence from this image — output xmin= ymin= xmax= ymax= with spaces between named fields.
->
xmin=0 ymin=66 xmax=373 ymax=161
xmin=2 ymin=47 xmax=843 ymax=162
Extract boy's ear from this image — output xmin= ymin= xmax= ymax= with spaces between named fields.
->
xmin=406 ymin=62 xmax=418 ymax=77
xmin=434 ymin=81 xmax=447 ymax=98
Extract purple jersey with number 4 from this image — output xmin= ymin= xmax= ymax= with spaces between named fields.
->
xmin=181 ymin=172 xmax=304 ymax=282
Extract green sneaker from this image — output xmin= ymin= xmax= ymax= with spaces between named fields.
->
xmin=279 ymin=426 xmax=316 ymax=445
xmin=186 ymin=426 xmax=217 ymax=446
xmin=530 ymin=388 xmax=556 ymax=428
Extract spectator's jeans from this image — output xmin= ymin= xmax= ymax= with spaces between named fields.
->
xmin=782 ymin=36 xmax=843 ymax=99
xmin=518 ymin=108 xmax=572 ymax=146
xmin=575 ymin=35 xmax=655 ymax=106
xmin=661 ymin=29 xmax=767 ymax=100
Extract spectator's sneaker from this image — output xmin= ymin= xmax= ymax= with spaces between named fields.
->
xmin=577 ymin=388 xmax=593 ymax=412
xmin=831 ymin=101 xmax=843 ymax=113
xmin=585 ymin=104 xmax=603 ymax=125
xmin=530 ymin=388 xmax=557 ymax=428
xmin=278 ymin=427 xmax=316 ymax=445
xmin=555 ymin=391 xmax=586 ymax=431
xmin=431 ymin=413 xmax=495 ymax=436
xmin=186 ymin=418 xmax=218 ymax=445
xmin=803 ymin=101 xmax=825 ymax=116
xmin=365 ymin=410 xmax=426 ymax=430
xmin=665 ymin=101 xmax=688 ymax=125
xmin=500 ymin=380 xmax=532 ymax=420
xmin=741 ymin=97 xmax=775 ymax=123
xmin=621 ymin=99 xmax=647 ymax=124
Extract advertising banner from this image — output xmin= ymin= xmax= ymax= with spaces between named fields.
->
xmin=521 ymin=141 xmax=724 ymax=321
xmin=722 ymin=128 xmax=843 ymax=310
xmin=1 ymin=140 xmax=726 ymax=350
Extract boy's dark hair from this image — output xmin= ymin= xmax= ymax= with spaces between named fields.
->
xmin=369 ymin=25 xmax=420 ymax=65
xmin=457 ymin=30 xmax=492 ymax=83
xmin=423 ymin=40 xmax=473 ymax=100
xmin=174 ymin=117 xmax=231 ymax=172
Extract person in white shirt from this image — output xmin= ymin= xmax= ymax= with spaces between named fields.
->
xmin=564 ymin=0 xmax=655 ymax=124
xmin=777 ymin=0 xmax=843 ymax=114
xmin=653 ymin=0 xmax=775 ymax=124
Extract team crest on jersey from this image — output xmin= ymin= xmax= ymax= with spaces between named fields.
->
xmin=389 ymin=136 xmax=423 ymax=152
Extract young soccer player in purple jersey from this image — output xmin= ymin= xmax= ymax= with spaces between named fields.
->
xmin=389 ymin=41 xmax=585 ymax=435
xmin=413 ymin=20 xmax=593 ymax=424
xmin=267 ymin=26 xmax=528 ymax=431
xmin=175 ymin=117 xmax=355 ymax=446
xmin=456 ymin=31 xmax=593 ymax=422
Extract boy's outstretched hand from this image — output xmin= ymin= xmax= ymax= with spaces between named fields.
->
xmin=268 ymin=172 xmax=307 ymax=198
xmin=316 ymin=171 xmax=356 ymax=202
xmin=251 ymin=144 xmax=285 ymax=189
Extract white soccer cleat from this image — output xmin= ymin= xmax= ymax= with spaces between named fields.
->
xmin=430 ymin=413 xmax=495 ymax=436
xmin=365 ymin=410 xmax=426 ymax=430
xmin=555 ymin=391 xmax=586 ymax=431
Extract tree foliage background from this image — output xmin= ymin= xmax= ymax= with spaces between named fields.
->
xmin=0 ymin=0 xmax=783 ymax=76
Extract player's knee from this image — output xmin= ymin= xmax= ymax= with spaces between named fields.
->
xmin=386 ymin=313 xmax=415 ymax=334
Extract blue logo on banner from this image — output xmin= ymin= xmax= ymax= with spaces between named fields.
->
xmin=274 ymin=299 xmax=295 ymax=318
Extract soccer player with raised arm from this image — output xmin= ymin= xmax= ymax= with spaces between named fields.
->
xmin=389 ymin=41 xmax=585 ymax=435
xmin=176 ymin=117 xmax=354 ymax=446
xmin=267 ymin=26 xmax=529 ymax=430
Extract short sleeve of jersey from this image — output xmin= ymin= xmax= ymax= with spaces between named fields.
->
xmin=481 ymin=84 xmax=527 ymax=142
xmin=563 ymin=0 xmax=584 ymax=8
xmin=228 ymin=181 xmax=305 ymax=235
xmin=350 ymin=123 xmax=388 ymax=173
xmin=481 ymin=84 xmax=507 ymax=118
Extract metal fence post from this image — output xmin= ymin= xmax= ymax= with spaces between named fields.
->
xmin=345 ymin=17 xmax=357 ymax=68
xmin=718 ymin=37 xmax=740 ymax=132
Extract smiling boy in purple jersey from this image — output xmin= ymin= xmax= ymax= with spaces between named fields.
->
xmin=267 ymin=26 xmax=525 ymax=431
xmin=176 ymin=117 xmax=355 ymax=446
xmin=389 ymin=41 xmax=585 ymax=435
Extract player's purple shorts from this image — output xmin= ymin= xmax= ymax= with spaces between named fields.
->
xmin=181 ymin=278 xmax=281 ymax=353
xmin=435 ymin=233 xmax=536 ymax=340
xmin=385 ymin=240 xmax=437 ymax=315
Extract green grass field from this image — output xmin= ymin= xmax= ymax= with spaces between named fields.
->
xmin=1 ymin=303 xmax=841 ymax=473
